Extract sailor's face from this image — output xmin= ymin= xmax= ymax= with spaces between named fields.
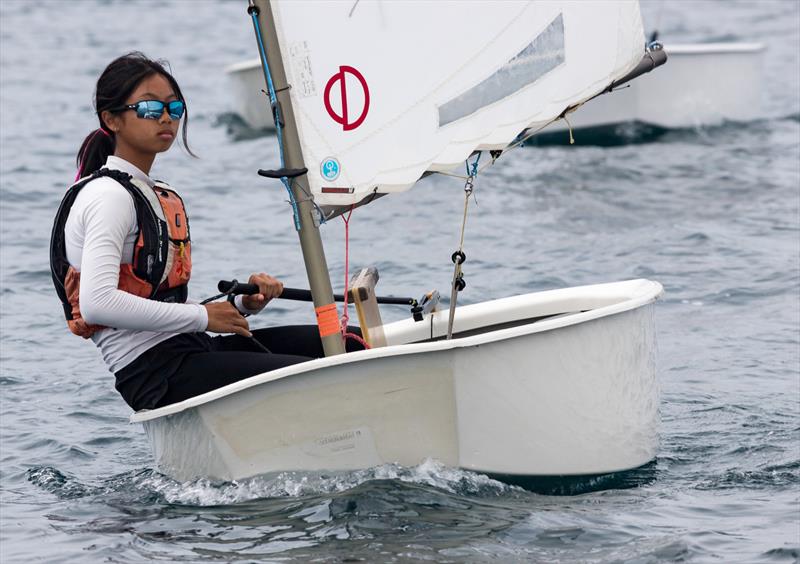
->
xmin=106 ymin=74 xmax=180 ymax=155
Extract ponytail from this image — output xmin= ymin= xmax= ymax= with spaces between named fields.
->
xmin=75 ymin=128 xmax=115 ymax=181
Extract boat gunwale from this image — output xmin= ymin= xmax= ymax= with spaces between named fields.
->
xmin=130 ymin=278 xmax=662 ymax=423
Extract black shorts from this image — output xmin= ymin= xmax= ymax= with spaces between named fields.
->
xmin=114 ymin=325 xmax=363 ymax=411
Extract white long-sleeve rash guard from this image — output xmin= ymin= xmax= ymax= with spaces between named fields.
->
xmin=64 ymin=156 xmax=260 ymax=373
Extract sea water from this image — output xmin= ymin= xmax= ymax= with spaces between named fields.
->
xmin=1 ymin=1 xmax=798 ymax=562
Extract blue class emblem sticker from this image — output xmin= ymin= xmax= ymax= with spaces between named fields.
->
xmin=320 ymin=157 xmax=341 ymax=181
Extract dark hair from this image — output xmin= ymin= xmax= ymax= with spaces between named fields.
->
xmin=75 ymin=52 xmax=195 ymax=178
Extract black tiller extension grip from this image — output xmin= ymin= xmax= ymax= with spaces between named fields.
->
xmin=217 ymin=280 xmax=260 ymax=295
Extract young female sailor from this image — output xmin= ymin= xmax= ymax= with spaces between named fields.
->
xmin=50 ymin=52 xmax=361 ymax=412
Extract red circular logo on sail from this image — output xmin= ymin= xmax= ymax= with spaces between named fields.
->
xmin=324 ymin=66 xmax=370 ymax=131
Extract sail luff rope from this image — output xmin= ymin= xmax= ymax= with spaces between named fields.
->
xmin=249 ymin=6 xmax=302 ymax=231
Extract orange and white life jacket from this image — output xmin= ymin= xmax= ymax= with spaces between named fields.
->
xmin=49 ymin=168 xmax=192 ymax=338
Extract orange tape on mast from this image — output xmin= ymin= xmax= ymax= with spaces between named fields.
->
xmin=315 ymin=303 xmax=340 ymax=338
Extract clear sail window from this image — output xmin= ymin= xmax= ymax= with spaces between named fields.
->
xmin=438 ymin=13 xmax=565 ymax=127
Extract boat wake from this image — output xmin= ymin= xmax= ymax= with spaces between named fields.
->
xmin=25 ymin=462 xmax=537 ymax=560
xmin=28 ymin=459 xmax=517 ymax=507
xmin=27 ymin=456 xmax=664 ymax=511
xmin=145 ymin=459 xmax=518 ymax=506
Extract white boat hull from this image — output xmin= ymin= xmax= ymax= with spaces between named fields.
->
xmin=225 ymin=59 xmax=276 ymax=131
xmin=547 ymin=43 xmax=766 ymax=133
xmin=133 ymin=279 xmax=662 ymax=483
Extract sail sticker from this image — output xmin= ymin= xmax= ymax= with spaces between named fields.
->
xmin=437 ymin=13 xmax=565 ymax=127
xmin=288 ymin=41 xmax=317 ymax=98
xmin=324 ymin=66 xmax=370 ymax=131
xmin=320 ymin=157 xmax=341 ymax=181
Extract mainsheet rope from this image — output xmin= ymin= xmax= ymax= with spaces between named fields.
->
xmin=340 ymin=207 xmax=370 ymax=349
xmin=446 ymin=152 xmax=481 ymax=340
xmin=200 ymin=282 xmax=273 ymax=354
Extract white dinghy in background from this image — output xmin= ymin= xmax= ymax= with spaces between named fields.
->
xmin=545 ymin=41 xmax=766 ymax=137
xmin=134 ymin=0 xmax=666 ymax=488
xmin=226 ymin=57 xmax=277 ymax=131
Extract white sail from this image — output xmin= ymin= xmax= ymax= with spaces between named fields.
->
xmin=270 ymin=0 xmax=644 ymax=206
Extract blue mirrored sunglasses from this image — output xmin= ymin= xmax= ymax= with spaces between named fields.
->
xmin=115 ymin=100 xmax=185 ymax=120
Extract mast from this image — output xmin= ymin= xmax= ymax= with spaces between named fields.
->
xmin=250 ymin=0 xmax=345 ymax=356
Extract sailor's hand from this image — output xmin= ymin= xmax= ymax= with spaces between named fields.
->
xmin=204 ymin=302 xmax=251 ymax=337
xmin=242 ymin=272 xmax=284 ymax=310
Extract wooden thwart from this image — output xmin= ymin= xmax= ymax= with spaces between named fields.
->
xmin=347 ymin=267 xmax=386 ymax=348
